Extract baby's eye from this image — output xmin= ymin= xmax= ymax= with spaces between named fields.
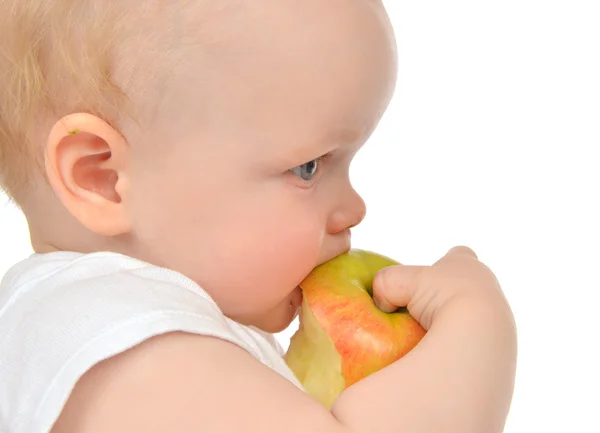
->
xmin=290 ymin=158 xmax=320 ymax=181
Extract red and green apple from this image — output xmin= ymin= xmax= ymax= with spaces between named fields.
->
xmin=285 ymin=249 xmax=426 ymax=408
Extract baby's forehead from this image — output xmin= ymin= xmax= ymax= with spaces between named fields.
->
xmin=118 ymin=0 xmax=393 ymax=149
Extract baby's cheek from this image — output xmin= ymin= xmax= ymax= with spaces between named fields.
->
xmin=233 ymin=216 xmax=321 ymax=295
xmin=189 ymin=201 xmax=324 ymax=321
xmin=229 ymin=232 xmax=311 ymax=292
xmin=263 ymin=218 xmax=322 ymax=280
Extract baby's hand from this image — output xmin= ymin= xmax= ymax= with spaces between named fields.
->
xmin=373 ymin=246 xmax=509 ymax=330
xmin=336 ymin=246 xmax=517 ymax=433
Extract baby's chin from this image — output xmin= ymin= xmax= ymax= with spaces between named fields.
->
xmin=239 ymin=286 xmax=303 ymax=334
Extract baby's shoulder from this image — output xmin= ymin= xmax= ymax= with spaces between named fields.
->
xmin=0 ymin=251 xmax=294 ymax=433
xmin=0 ymin=251 xmax=230 ymax=355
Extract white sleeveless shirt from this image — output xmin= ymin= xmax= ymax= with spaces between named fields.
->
xmin=0 ymin=251 xmax=303 ymax=433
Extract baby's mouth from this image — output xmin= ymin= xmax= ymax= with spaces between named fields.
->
xmin=290 ymin=285 xmax=303 ymax=310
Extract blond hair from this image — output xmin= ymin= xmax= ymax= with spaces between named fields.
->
xmin=0 ymin=1 xmax=137 ymax=203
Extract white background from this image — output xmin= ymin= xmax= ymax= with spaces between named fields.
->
xmin=1 ymin=1 xmax=599 ymax=432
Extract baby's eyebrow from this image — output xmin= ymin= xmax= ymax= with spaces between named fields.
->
xmin=261 ymin=124 xmax=365 ymax=169
xmin=321 ymin=127 xmax=362 ymax=147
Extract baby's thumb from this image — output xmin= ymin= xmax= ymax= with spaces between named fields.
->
xmin=372 ymin=265 xmax=427 ymax=313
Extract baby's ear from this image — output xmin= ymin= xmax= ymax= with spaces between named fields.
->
xmin=44 ymin=113 xmax=132 ymax=237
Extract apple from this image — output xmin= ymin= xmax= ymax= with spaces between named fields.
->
xmin=285 ymin=249 xmax=426 ymax=408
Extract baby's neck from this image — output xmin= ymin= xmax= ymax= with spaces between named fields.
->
xmin=20 ymin=184 xmax=115 ymax=256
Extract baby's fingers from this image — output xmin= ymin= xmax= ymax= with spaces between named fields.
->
xmin=436 ymin=245 xmax=479 ymax=264
xmin=372 ymin=264 xmax=428 ymax=314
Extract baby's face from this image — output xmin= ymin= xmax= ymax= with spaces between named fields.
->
xmin=127 ymin=0 xmax=397 ymax=332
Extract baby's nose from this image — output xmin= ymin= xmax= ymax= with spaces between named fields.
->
xmin=327 ymin=187 xmax=366 ymax=235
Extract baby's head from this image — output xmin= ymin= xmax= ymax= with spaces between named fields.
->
xmin=0 ymin=0 xmax=397 ymax=332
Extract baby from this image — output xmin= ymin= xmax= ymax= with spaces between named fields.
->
xmin=0 ymin=1 xmax=517 ymax=432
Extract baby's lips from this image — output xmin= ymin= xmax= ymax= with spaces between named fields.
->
xmin=291 ymin=286 xmax=303 ymax=309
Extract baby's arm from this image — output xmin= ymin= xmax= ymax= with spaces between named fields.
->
xmin=51 ymin=247 xmax=517 ymax=433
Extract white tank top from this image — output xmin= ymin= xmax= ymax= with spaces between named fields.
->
xmin=0 ymin=251 xmax=303 ymax=433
